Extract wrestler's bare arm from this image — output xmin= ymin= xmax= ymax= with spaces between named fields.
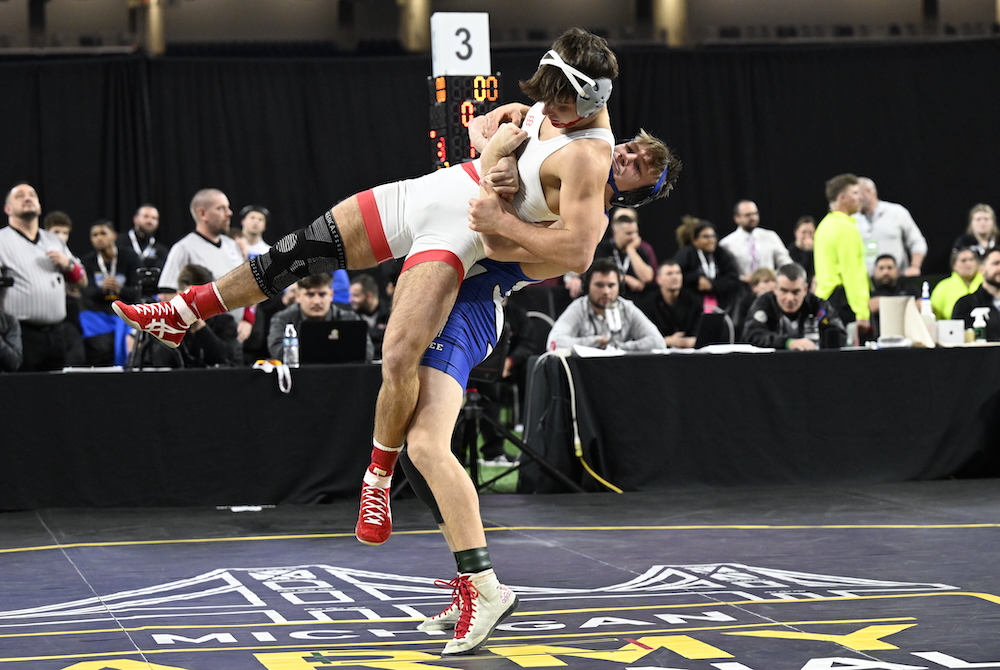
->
xmin=469 ymin=105 xmax=607 ymax=271
xmin=470 ymin=140 xmax=612 ymax=274
xmin=467 ymin=120 xmax=569 ymax=270
xmin=470 ymin=103 xmax=531 ymax=148
xmin=469 ymin=118 xmax=539 ymax=260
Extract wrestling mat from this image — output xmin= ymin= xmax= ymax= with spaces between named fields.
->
xmin=1 ymin=479 xmax=999 ymax=669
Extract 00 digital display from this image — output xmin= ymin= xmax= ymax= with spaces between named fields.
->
xmin=428 ymin=74 xmax=501 ymax=169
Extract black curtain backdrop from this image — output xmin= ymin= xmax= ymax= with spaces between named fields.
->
xmin=1 ymin=39 xmax=999 ymax=274
xmin=518 ymin=348 xmax=1000 ymax=494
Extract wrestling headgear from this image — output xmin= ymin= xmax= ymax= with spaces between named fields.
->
xmin=538 ymin=49 xmax=613 ymax=119
xmin=608 ymin=164 xmax=672 ymax=209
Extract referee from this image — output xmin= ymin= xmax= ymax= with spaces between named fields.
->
xmin=0 ymin=183 xmax=88 ymax=371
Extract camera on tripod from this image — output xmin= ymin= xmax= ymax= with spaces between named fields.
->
xmin=135 ymin=266 xmax=161 ymax=299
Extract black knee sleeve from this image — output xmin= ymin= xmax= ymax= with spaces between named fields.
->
xmin=249 ymin=210 xmax=348 ymax=297
xmin=399 ymin=447 xmax=444 ymax=525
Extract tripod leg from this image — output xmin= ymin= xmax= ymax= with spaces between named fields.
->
xmin=476 ymin=403 xmax=586 ymax=494
xmin=127 ymin=331 xmax=144 ymax=371
xmin=463 ymin=410 xmax=481 ymax=486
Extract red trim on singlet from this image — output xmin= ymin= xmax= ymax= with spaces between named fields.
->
xmin=357 ymin=190 xmax=393 ymax=263
xmin=461 ymin=161 xmax=481 ymax=183
xmin=401 ymin=250 xmax=466 ymax=288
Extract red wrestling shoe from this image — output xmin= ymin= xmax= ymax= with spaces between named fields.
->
xmin=355 ymin=482 xmax=393 ymax=545
xmin=112 ymin=300 xmax=189 ymax=349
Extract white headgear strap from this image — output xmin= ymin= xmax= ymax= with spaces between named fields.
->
xmin=538 ymin=49 xmax=612 ymax=118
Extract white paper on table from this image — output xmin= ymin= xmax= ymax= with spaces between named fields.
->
xmin=572 ymin=344 xmax=627 ymax=357
xmin=694 ymin=344 xmax=775 ymax=355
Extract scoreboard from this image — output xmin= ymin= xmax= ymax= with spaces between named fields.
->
xmin=429 ymin=73 xmax=501 ymax=169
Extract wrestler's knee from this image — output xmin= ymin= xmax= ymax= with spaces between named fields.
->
xmin=405 ymin=433 xmax=453 ymax=482
xmin=379 ymin=338 xmax=425 ymax=384
xmin=404 ymin=436 xmax=433 ymax=470
xmin=380 ymin=314 xmax=439 ymax=382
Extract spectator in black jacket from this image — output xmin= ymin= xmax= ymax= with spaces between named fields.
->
xmin=953 ymin=247 xmax=1000 ymax=341
xmin=868 ymin=254 xmax=919 ymax=339
xmin=730 ymin=267 xmax=777 ymax=337
xmin=673 ymin=219 xmax=741 ymax=313
xmin=788 ymin=215 xmax=816 ymax=288
xmin=135 ymin=264 xmax=240 ymax=368
xmin=742 ymin=263 xmax=846 ymax=350
xmin=0 ymin=266 xmax=22 ymax=372
xmin=79 ymin=220 xmax=142 ymax=366
xmin=639 ymin=259 xmax=702 ymax=349
xmin=349 ymin=273 xmax=390 ymax=360
xmin=593 ymin=207 xmax=656 ymax=300
xmin=952 ymin=204 xmax=997 ymax=259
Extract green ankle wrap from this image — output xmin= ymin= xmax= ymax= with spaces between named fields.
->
xmin=455 ymin=547 xmax=492 ymax=574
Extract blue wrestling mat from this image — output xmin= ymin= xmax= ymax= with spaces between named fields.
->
xmin=2 ymin=480 xmax=1000 ymax=669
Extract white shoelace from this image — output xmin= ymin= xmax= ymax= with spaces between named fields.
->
xmin=359 ymin=486 xmax=389 ymax=525
xmin=133 ymin=302 xmax=174 ymax=316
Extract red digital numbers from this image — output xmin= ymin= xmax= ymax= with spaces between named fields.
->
xmin=460 ymin=100 xmax=476 ymax=128
xmin=429 ymin=74 xmax=500 ymax=168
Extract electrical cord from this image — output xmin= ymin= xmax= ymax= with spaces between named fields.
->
xmin=526 ymin=350 xmax=623 ymax=494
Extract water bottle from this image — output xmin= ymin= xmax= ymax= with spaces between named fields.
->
xmin=920 ymin=280 xmax=936 ymax=341
xmin=282 ymin=323 xmax=300 ymax=368
xmin=804 ymin=316 xmax=820 ymax=347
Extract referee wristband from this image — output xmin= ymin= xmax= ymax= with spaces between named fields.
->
xmin=63 ymin=262 xmax=85 ymax=283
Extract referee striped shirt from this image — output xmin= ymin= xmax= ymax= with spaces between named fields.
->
xmin=158 ymin=231 xmax=246 ymax=322
xmin=0 ymin=225 xmax=79 ymax=325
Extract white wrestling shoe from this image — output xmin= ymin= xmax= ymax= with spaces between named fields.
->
xmin=440 ymin=570 xmax=518 ymax=656
xmin=417 ymin=580 xmax=461 ymax=632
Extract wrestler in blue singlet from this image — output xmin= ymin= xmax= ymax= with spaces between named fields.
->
xmin=420 ymin=259 xmax=540 ymax=387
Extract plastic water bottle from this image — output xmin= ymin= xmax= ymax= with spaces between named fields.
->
xmin=283 ymin=323 xmax=300 ymax=368
xmin=920 ymin=281 xmax=935 ymax=319
xmin=920 ymin=281 xmax=936 ymax=341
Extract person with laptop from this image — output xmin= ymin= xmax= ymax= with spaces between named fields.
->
xmin=266 ymin=272 xmax=373 ymax=363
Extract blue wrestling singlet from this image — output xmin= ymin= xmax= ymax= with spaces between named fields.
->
xmin=421 ymin=259 xmax=539 ymax=387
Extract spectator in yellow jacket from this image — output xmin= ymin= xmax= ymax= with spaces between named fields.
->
xmin=814 ymin=173 xmax=870 ymax=332
xmin=930 ymin=247 xmax=982 ymax=320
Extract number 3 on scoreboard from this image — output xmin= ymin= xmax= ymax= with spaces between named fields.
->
xmin=431 ymin=13 xmax=491 ymax=76
xmin=454 ymin=28 xmax=473 ymax=60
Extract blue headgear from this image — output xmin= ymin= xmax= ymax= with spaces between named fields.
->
xmin=538 ymin=50 xmax=613 ymax=119
xmin=608 ymin=164 xmax=671 ymax=208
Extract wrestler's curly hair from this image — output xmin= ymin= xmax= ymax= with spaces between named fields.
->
xmin=631 ymin=129 xmax=683 ymax=200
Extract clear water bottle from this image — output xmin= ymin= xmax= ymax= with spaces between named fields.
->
xmin=920 ymin=280 xmax=936 ymax=341
xmin=282 ymin=323 xmax=300 ymax=368
xmin=804 ymin=316 xmax=820 ymax=347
